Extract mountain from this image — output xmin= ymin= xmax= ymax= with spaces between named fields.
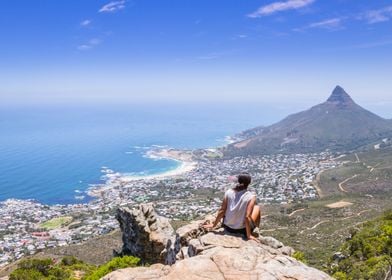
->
xmin=224 ymin=86 xmax=392 ymax=156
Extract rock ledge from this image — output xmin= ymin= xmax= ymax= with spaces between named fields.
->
xmin=105 ymin=204 xmax=332 ymax=280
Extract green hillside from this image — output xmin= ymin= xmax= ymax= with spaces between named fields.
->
xmin=331 ymin=210 xmax=392 ymax=280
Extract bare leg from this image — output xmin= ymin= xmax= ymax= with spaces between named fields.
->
xmin=251 ymin=205 xmax=261 ymax=228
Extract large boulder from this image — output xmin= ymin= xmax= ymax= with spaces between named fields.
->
xmin=116 ymin=204 xmax=180 ymax=264
xmin=110 ymin=204 xmax=333 ymax=280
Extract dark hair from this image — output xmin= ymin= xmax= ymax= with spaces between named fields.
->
xmin=235 ymin=173 xmax=251 ymax=191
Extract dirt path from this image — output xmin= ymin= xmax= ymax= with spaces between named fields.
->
xmin=373 ymin=165 xmax=392 ymax=171
xmin=314 ymin=170 xmax=325 ymax=198
xmin=288 ymin=208 xmax=305 ymax=217
xmin=355 ymin=153 xmax=360 ymax=163
xmin=299 ymin=220 xmax=329 ymax=233
xmin=338 ymin=174 xmax=358 ymax=193
xmin=260 ymin=227 xmax=288 ymax=233
xmin=339 ymin=209 xmax=372 ymax=221
xmin=309 ymin=220 xmax=328 ymax=230
xmin=73 ymin=271 xmax=84 ymax=280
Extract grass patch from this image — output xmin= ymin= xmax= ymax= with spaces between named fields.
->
xmin=40 ymin=216 xmax=73 ymax=230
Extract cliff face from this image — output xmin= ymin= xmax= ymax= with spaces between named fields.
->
xmin=106 ymin=204 xmax=332 ymax=280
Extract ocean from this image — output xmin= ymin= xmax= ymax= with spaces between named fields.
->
xmin=0 ymin=102 xmax=293 ymax=205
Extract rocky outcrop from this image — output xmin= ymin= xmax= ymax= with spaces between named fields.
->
xmin=116 ymin=204 xmax=180 ymax=264
xmin=110 ymin=204 xmax=332 ymax=280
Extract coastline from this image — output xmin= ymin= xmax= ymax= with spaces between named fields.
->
xmin=87 ymin=148 xmax=197 ymax=197
xmin=122 ymin=149 xmax=196 ymax=182
xmin=121 ymin=161 xmax=196 ymax=182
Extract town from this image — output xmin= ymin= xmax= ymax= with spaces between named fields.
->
xmin=0 ymin=151 xmax=340 ymax=267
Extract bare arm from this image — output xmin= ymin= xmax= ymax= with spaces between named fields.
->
xmin=245 ymin=196 xmax=256 ymax=240
xmin=204 ymin=196 xmax=227 ymax=229
xmin=212 ymin=196 xmax=228 ymax=227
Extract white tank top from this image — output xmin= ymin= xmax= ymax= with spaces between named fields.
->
xmin=223 ymin=188 xmax=256 ymax=229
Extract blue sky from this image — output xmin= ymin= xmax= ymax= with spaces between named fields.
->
xmin=1 ymin=0 xmax=392 ymax=112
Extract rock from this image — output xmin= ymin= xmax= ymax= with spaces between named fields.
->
xmin=116 ymin=204 xmax=180 ymax=264
xmin=200 ymin=232 xmax=245 ymax=248
xmin=102 ymin=263 xmax=169 ymax=280
xmin=175 ymin=214 xmax=215 ymax=246
xmin=109 ymin=205 xmax=333 ymax=280
xmin=104 ymin=233 xmax=332 ymax=280
xmin=176 ymin=246 xmax=189 ymax=260
xmin=187 ymin=238 xmax=204 ymax=256
xmin=259 ymin=236 xmax=284 ymax=249
xmin=332 ymin=251 xmax=345 ymax=261
xmin=279 ymin=245 xmax=295 ymax=256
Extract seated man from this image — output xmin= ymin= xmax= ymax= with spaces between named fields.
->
xmin=203 ymin=173 xmax=260 ymax=242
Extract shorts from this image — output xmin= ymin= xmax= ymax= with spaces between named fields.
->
xmin=223 ymin=222 xmax=256 ymax=238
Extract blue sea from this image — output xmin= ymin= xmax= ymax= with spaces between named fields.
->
xmin=0 ymin=102 xmax=296 ymax=205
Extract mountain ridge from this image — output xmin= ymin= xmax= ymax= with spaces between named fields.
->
xmin=224 ymin=86 xmax=392 ymax=156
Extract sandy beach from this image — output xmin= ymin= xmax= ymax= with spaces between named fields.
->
xmin=121 ymin=161 xmax=196 ymax=182
xmin=87 ymin=149 xmax=197 ymax=197
xmin=121 ymin=149 xmax=196 ymax=182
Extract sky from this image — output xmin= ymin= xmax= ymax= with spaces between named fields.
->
xmin=0 ymin=0 xmax=392 ymax=112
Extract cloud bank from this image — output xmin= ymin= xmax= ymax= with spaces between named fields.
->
xmin=248 ymin=0 xmax=315 ymax=18
xmin=361 ymin=6 xmax=392 ymax=24
xmin=99 ymin=1 xmax=126 ymax=13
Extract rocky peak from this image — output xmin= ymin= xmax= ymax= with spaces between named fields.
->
xmin=106 ymin=204 xmax=333 ymax=280
xmin=326 ymin=85 xmax=355 ymax=105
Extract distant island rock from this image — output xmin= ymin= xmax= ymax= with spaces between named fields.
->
xmin=103 ymin=204 xmax=332 ymax=280
xmin=224 ymin=86 xmax=392 ymax=156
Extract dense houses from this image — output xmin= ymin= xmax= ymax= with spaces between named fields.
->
xmin=0 ymin=151 xmax=340 ymax=267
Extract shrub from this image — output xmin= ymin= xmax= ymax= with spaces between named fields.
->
xmin=10 ymin=258 xmax=54 ymax=279
xmin=331 ymin=210 xmax=392 ymax=280
xmin=292 ymin=251 xmax=307 ymax=264
xmin=9 ymin=269 xmax=44 ymax=280
xmin=84 ymin=255 xmax=140 ymax=280
xmin=9 ymin=255 xmax=140 ymax=280
xmin=61 ymin=256 xmax=81 ymax=266
xmin=46 ymin=267 xmax=71 ymax=280
xmin=332 ymin=271 xmax=348 ymax=280
xmin=10 ymin=257 xmax=90 ymax=280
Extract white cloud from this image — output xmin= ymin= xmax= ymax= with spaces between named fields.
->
xmin=308 ymin=18 xmax=342 ymax=29
xmin=99 ymin=1 xmax=126 ymax=13
xmin=293 ymin=17 xmax=344 ymax=32
xmin=248 ymin=0 xmax=315 ymax=18
xmin=80 ymin=19 xmax=92 ymax=27
xmin=77 ymin=44 xmax=92 ymax=51
xmin=77 ymin=38 xmax=102 ymax=51
xmin=361 ymin=6 xmax=392 ymax=24
xmin=89 ymin=38 xmax=101 ymax=45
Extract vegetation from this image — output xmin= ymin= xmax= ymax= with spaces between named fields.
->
xmin=84 ymin=256 xmax=140 ymax=280
xmin=260 ymin=146 xmax=392 ymax=274
xmin=292 ymin=251 xmax=307 ymax=264
xmin=9 ymin=255 xmax=140 ymax=280
xmin=44 ymin=229 xmax=123 ymax=266
xmin=40 ymin=216 xmax=73 ymax=230
xmin=330 ymin=210 xmax=392 ymax=280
